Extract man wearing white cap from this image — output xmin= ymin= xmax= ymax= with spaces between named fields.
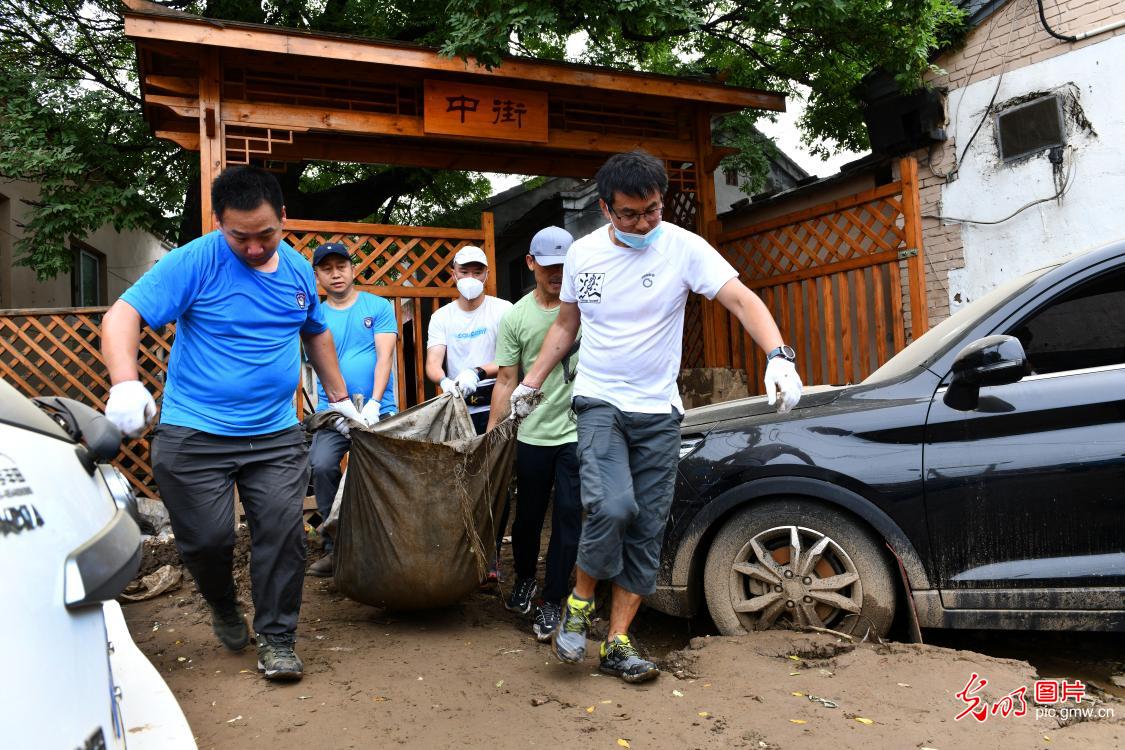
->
xmin=425 ymin=245 xmax=513 ymax=435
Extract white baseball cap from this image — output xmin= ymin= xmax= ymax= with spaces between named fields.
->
xmin=453 ymin=245 xmax=488 ymax=267
xmin=529 ymin=226 xmax=574 ymax=266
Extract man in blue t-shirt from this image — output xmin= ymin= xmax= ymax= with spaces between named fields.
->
xmin=307 ymin=242 xmax=398 ymax=577
xmin=101 ymin=166 xmax=363 ymax=682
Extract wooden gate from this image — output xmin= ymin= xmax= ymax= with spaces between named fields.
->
xmin=710 ymin=157 xmax=928 ymax=392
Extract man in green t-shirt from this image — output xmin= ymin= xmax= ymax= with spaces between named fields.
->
xmin=488 ymin=225 xmax=581 ymax=642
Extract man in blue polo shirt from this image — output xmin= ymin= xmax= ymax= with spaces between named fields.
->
xmin=101 ymin=166 xmax=363 ymax=682
xmin=307 ymin=242 xmax=398 ymax=577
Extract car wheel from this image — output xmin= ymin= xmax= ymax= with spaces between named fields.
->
xmin=702 ymin=499 xmax=897 ymax=637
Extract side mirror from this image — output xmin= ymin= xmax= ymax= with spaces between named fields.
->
xmin=943 ymin=335 xmax=1029 ymax=411
xmin=32 ymin=396 xmax=123 ymax=465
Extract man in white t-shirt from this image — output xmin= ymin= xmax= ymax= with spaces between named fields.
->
xmin=512 ymin=150 xmax=803 ymax=684
xmin=425 ymin=245 xmax=513 ymax=435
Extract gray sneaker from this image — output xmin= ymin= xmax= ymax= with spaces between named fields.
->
xmin=257 ymin=633 xmax=304 ymax=681
xmin=308 ymin=553 xmax=334 ymax=577
xmin=599 ymin=634 xmax=659 ymax=683
xmin=552 ymin=594 xmax=593 ymax=663
xmin=209 ymin=600 xmax=250 ymax=651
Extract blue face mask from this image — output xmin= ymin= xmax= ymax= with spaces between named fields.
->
xmin=614 ymin=223 xmax=664 ymax=249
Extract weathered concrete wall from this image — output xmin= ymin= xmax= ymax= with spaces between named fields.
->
xmin=0 ymin=177 xmax=168 ymax=309
xmin=913 ymin=0 xmax=1125 ymax=321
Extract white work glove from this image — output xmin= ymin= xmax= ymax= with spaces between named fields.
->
xmin=104 ymin=380 xmax=157 ymax=438
xmin=509 ymin=382 xmax=542 ymax=419
xmin=360 ymin=400 xmax=382 ymax=425
xmin=764 ymin=358 xmax=803 ymax=415
xmin=454 ymin=368 xmax=480 ymax=396
xmin=327 ymin=399 xmax=365 ymax=437
xmin=440 ymin=377 xmax=461 ymax=396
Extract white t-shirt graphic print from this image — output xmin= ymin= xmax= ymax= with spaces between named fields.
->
xmin=560 ymin=222 xmax=737 ymax=414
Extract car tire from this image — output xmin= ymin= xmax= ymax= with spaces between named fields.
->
xmin=702 ymin=499 xmax=897 ymax=638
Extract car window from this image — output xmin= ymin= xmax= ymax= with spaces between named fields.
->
xmin=1008 ymin=269 xmax=1125 ymax=374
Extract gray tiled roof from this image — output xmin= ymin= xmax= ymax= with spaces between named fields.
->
xmin=957 ymin=0 xmax=1010 ymax=27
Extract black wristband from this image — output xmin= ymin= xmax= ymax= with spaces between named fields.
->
xmin=474 ymin=366 xmax=487 ymax=380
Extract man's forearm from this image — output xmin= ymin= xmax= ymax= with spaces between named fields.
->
xmin=487 ymin=366 xmax=518 ymax=430
xmin=717 ymin=280 xmax=784 ymax=353
xmin=304 ymin=330 xmax=348 ymax=402
xmin=425 ymin=346 xmax=447 ymax=384
xmin=371 ymin=360 xmax=392 ymax=403
xmin=523 ymin=321 xmax=576 ymax=389
xmin=372 ymin=334 xmax=396 ymax=402
xmin=101 ymin=300 xmax=143 ymax=385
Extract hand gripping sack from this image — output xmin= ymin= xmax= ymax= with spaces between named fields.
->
xmin=306 ymin=393 xmax=516 ymax=610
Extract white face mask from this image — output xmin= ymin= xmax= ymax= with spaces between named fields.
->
xmin=456 ymin=277 xmax=484 ymax=300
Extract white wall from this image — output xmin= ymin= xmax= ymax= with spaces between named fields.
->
xmin=0 ymin=177 xmax=168 ymax=309
xmin=941 ymin=33 xmax=1125 ymax=311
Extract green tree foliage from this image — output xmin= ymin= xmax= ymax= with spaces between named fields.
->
xmin=0 ymin=0 xmax=963 ymax=277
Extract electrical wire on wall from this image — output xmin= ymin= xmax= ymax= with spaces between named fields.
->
xmin=928 ymin=0 xmax=1029 ymax=181
xmin=923 ymin=145 xmax=1075 ymax=225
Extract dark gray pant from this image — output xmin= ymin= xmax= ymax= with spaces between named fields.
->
xmin=572 ymin=396 xmax=682 ymax=596
xmin=309 ymin=429 xmax=351 ymax=552
xmin=151 ymin=424 xmax=309 ymax=636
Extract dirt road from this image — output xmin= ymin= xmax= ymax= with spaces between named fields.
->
xmin=122 ymin=548 xmax=1124 ymax=750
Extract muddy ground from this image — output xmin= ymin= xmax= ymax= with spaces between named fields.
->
xmin=122 ymin=535 xmax=1124 ymax=750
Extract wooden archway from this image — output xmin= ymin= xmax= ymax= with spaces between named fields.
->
xmin=124 ymin=0 xmax=786 ymax=372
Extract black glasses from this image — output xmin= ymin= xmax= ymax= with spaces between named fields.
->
xmin=608 ymin=203 xmax=663 ymax=228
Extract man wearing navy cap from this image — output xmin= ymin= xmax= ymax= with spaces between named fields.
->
xmin=307 ymin=242 xmax=399 ymax=577
xmin=101 ymin=166 xmax=362 ymax=681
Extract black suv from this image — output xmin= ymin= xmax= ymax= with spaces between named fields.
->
xmin=652 ymin=240 xmax=1125 ymax=637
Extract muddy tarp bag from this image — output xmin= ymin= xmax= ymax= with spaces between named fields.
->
xmin=306 ymin=393 xmax=516 ymax=610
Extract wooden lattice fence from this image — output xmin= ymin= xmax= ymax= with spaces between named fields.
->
xmin=0 ymin=307 xmax=173 ymax=499
xmin=283 ymin=214 xmax=495 ymax=409
xmin=0 ymin=216 xmax=493 ymax=499
xmin=713 ymin=157 xmax=928 ymax=392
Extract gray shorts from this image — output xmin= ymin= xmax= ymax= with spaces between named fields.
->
xmin=572 ymin=396 xmax=682 ymax=596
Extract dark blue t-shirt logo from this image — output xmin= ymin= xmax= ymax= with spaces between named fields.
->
xmin=363 ymin=316 xmax=374 ymax=329
xmin=295 ymin=291 xmax=307 ymax=309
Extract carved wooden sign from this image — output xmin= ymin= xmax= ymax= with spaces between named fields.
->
xmin=423 ymin=80 xmax=548 ymax=142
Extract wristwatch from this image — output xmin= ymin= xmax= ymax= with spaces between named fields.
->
xmin=474 ymin=366 xmax=487 ymax=380
xmin=766 ymin=345 xmax=797 ymax=362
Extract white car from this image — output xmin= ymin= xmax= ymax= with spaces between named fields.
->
xmin=1 ymin=378 xmax=195 ymax=749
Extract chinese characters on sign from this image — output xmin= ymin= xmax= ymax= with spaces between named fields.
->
xmin=424 ymin=80 xmax=548 ymax=142
xmin=445 ymin=95 xmax=478 ymax=123
xmin=491 ymin=99 xmax=527 ymax=127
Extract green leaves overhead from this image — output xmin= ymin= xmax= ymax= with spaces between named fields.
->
xmin=0 ymin=0 xmax=963 ymax=277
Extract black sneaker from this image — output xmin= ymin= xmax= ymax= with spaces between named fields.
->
xmin=257 ymin=633 xmax=303 ymax=681
xmin=599 ymin=634 xmax=659 ymax=684
xmin=209 ymin=600 xmax=250 ymax=651
xmin=533 ymin=601 xmax=561 ymax=643
xmin=505 ymin=577 xmax=538 ymax=615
